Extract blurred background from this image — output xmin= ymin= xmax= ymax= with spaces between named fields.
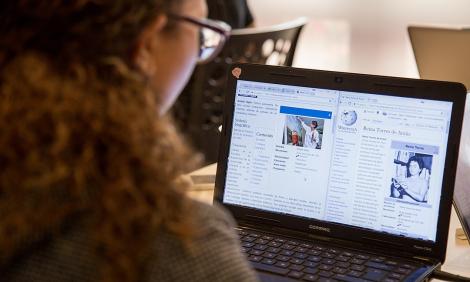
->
xmin=248 ymin=0 xmax=470 ymax=77
xmin=175 ymin=0 xmax=470 ymax=165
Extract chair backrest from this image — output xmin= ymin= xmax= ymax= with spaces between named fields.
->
xmin=173 ymin=18 xmax=308 ymax=165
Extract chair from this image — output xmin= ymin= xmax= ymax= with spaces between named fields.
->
xmin=173 ymin=18 xmax=308 ymax=165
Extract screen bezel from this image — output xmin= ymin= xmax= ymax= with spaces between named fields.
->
xmin=214 ymin=63 xmax=467 ymax=262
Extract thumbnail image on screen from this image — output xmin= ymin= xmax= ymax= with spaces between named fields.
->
xmin=282 ymin=115 xmax=325 ymax=149
xmin=390 ymin=150 xmax=432 ymax=204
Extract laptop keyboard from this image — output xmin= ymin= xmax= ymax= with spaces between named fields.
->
xmin=237 ymin=228 xmax=422 ymax=282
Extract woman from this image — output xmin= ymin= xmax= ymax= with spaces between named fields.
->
xmin=391 ymin=156 xmax=429 ymax=202
xmin=0 ymin=1 xmax=257 ymax=281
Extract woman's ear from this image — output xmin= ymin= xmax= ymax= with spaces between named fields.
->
xmin=133 ymin=14 xmax=168 ymax=75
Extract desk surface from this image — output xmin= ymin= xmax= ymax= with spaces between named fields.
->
xmin=187 ymin=162 xmax=470 ymax=280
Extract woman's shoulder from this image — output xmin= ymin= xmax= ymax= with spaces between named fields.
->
xmin=2 ymin=200 xmax=257 ymax=282
xmin=144 ymin=199 xmax=258 ymax=282
xmin=1 ymin=217 xmax=98 ymax=281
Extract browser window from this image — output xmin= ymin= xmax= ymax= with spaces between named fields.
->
xmin=223 ymin=80 xmax=453 ymax=242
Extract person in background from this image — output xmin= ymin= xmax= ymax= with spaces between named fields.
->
xmin=0 ymin=0 xmax=258 ymax=281
xmin=206 ymin=0 xmax=254 ymax=29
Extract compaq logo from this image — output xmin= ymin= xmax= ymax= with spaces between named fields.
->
xmin=309 ymin=225 xmax=331 ymax=233
xmin=413 ymin=245 xmax=432 ymax=252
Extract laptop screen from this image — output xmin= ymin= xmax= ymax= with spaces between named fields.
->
xmin=222 ymin=79 xmax=453 ymax=243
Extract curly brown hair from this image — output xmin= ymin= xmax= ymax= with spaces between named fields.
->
xmin=0 ymin=0 xmax=200 ymax=281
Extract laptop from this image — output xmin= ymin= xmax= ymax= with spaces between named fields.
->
xmin=214 ymin=63 xmax=467 ymax=281
xmin=408 ymin=26 xmax=470 ymax=89
xmin=409 ymin=25 xmax=470 ymax=242
xmin=454 ymin=96 xmax=470 ymax=242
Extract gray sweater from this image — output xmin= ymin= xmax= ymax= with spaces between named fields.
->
xmin=2 ymin=200 xmax=259 ymax=281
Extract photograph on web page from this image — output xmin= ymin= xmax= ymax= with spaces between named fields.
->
xmin=282 ymin=115 xmax=324 ymax=149
xmin=389 ymin=150 xmax=432 ymax=204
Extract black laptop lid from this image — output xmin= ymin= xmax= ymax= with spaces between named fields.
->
xmin=454 ymin=94 xmax=470 ymax=241
xmin=214 ymin=63 xmax=467 ymax=262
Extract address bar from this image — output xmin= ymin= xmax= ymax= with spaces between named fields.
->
xmin=237 ymin=89 xmax=335 ymax=102
xmin=353 ymin=102 xmax=445 ymax=118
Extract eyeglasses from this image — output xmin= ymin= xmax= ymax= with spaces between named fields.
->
xmin=169 ymin=14 xmax=231 ymax=64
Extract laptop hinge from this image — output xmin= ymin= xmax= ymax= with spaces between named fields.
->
xmin=244 ymin=215 xmax=281 ymax=225
xmin=412 ymin=256 xmax=437 ymax=264
xmin=238 ymin=222 xmax=350 ymax=246
xmin=361 ymin=237 xmax=404 ymax=249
